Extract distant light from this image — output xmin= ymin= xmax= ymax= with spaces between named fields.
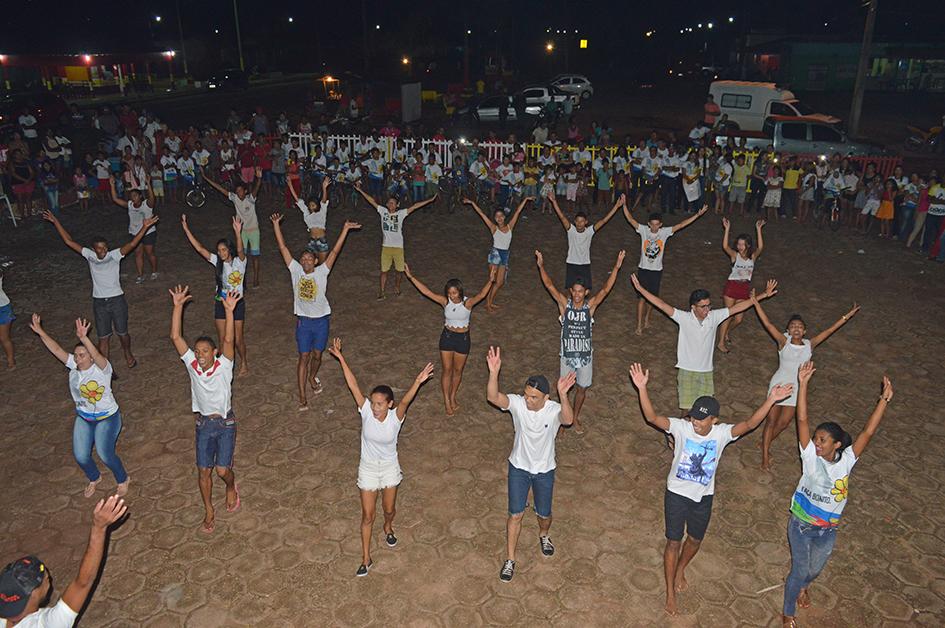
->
xmin=556 ymin=30 xmax=560 ymax=34
xmin=697 ymin=23 xmax=702 ymax=28
xmin=466 ymin=29 xmax=471 ymax=35
xmin=402 ymin=56 xmax=410 ymax=65
xmin=164 ymin=50 xmax=175 ymax=57
xmin=324 ymin=75 xmax=334 ymax=81
xmin=459 ymin=137 xmax=467 ymax=144
xmin=83 ymin=54 xmax=92 ymax=64
xmin=819 ymin=154 xmax=827 ymax=161
xmin=579 ymin=39 xmax=588 ymax=49
xmin=669 ymin=70 xmax=673 ymax=75
xmin=288 ymin=16 xmax=294 ymax=23
xmin=0 ymin=54 xmax=5 ymax=63
xmin=546 ymin=42 xmax=555 ymax=52
xmin=823 ymin=22 xmax=828 ymax=27
xmin=375 ymin=24 xmax=380 ymax=30
xmin=680 ymin=29 xmax=684 ymax=34
xmin=645 ymin=31 xmax=653 ymax=37
xmin=546 ymin=29 xmax=550 ymax=33
xmin=707 ymin=22 xmax=713 ymax=29
xmin=154 ymin=15 xmax=162 ymax=22
xmin=728 ymin=16 xmax=735 ymax=23
xmin=575 ymin=29 xmax=578 ymax=33
xmin=214 ymin=29 xmax=219 ymax=34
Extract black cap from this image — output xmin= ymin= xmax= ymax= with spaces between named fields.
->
xmin=0 ymin=556 xmax=45 ymax=618
xmin=525 ymin=375 xmax=550 ymax=395
xmin=688 ymin=396 xmax=720 ymax=420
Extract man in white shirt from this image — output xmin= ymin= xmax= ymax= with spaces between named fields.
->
xmin=169 ymin=286 xmax=241 ymax=534
xmin=0 ymin=496 xmax=127 ymax=628
xmin=659 ymin=145 xmax=682 ymax=214
xmin=271 ymin=213 xmax=360 ymax=410
xmin=486 ymin=346 xmax=575 ymax=583
xmin=18 ymin=109 xmax=38 ymax=141
xmin=44 ymin=211 xmax=158 ymax=369
xmin=630 ymin=276 xmax=778 ymax=413
xmin=549 ymin=194 xmax=623 ymax=291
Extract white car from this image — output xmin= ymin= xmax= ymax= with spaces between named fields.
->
xmin=551 ymin=74 xmax=594 ymax=100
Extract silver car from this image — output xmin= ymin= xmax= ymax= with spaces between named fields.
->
xmin=551 ymin=74 xmax=594 ymax=100
xmin=461 ymin=96 xmax=520 ymax=122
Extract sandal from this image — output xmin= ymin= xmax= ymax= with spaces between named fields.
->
xmin=311 ymin=377 xmax=323 ymax=395
xmin=200 ymin=519 xmax=215 ymax=534
xmin=84 ymin=478 xmax=101 ymax=498
xmin=116 ymin=478 xmax=130 ymax=497
xmin=226 ymin=484 xmax=241 ymax=513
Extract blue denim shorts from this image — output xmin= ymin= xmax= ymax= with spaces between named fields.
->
xmin=195 ymin=412 xmax=237 ymax=469
xmin=296 ymin=315 xmax=329 ymax=353
xmin=487 ymin=247 xmax=510 ymax=268
xmin=0 ymin=303 xmax=15 ymax=325
xmin=508 ymin=461 xmax=555 ymax=518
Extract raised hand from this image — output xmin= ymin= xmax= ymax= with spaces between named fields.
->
xmin=269 ymin=213 xmax=283 ymax=224
xmin=143 ymin=216 xmax=159 ymax=228
xmin=75 ymin=318 xmax=91 ymax=339
xmin=615 ymin=249 xmax=626 ymax=266
xmin=327 ymin=337 xmax=343 ymax=359
xmin=29 ymin=313 xmax=42 ymax=334
xmin=721 ymin=217 xmax=730 ymax=229
xmin=629 ymin=273 xmax=642 ymax=290
xmin=322 ymin=177 xmax=330 ymax=190
xmin=168 ymin=284 xmax=192 ymax=306
xmin=763 ymin=279 xmax=778 ymax=298
xmin=232 ymin=216 xmax=243 ymax=233
xmin=254 ymin=166 xmax=263 ymax=178
xmin=415 ymin=362 xmax=435 ymax=385
xmin=461 ymin=197 xmax=474 ymax=206
xmin=756 ymin=219 xmax=767 ymax=228
xmin=534 ymin=250 xmax=544 ymax=266
xmin=697 ymin=204 xmax=709 ymax=216
xmin=845 ymin=303 xmax=861 ymax=320
xmin=628 ymin=362 xmax=649 ymax=388
xmin=342 ymin=220 xmax=362 ymax=231
xmin=769 ymin=383 xmax=794 ymax=402
xmin=222 ymin=291 xmax=242 ymax=311
xmin=557 ymin=371 xmax=576 ymax=396
xmin=797 ymin=361 xmax=816 ymax=384
xmin=880 ymin=376 xmax=893 ymax=402
xmin=92 ymin=494 xmax=127 ymax=529
xmin=486 ymin=345 xmax=501 ymax=373
xmin=180 ymin=214 xmax=188 ymax=226
xmin=42 ymin=210 xmax=58 ymax=224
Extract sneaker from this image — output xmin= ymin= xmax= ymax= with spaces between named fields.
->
xmin=499 ymin=559 xmax=515 ymax=582
xmin=149 ymin=272 xmax=159 ymax=281
xmin=386 ymin=532 xmax=398 ymax=547
xmin=135 ymin=275 xmax=145 ymax=285
xmin=539 ymin=535 xmax=555 ymax=557
xmin=355 ymin=560 xmax=373 ymax=577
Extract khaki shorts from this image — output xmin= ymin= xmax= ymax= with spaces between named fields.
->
xmin=380 ymin=246 xmax=405 ymax=272
xmin=677 ymin=369 xmax=714 ymax=410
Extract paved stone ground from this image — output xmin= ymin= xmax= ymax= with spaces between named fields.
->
xmin=1 ymin=193 xmax=943 ymax=627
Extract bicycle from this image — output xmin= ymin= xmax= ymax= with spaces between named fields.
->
xmin=817 ymin=192 xmax=841 ymax=232
xmin=184 ymin=174 xmax=206 ymax=209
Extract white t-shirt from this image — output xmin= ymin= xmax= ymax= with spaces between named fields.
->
xmin=637 ymin=225 xmax=674 ymax=271
xmin=665 ymin=418 xmax=737 ymax=502
xmin=93 ymin=159 xmax=111 ymax=179
xmin=505 ymin=394 xmax=562 ymax=474
xmin=181 ymin=349 xmax=234 ymax=417
xmin=296 ymin=199 xmax=328 ymax=231
xmin=727 ymin=254 xmax=754 ymax=282
xmin=192 ymin=149 xmax=210 ymax=167
xmin=660 ymin=155 xmax=681 ymax=177
xmin=0 ymin=275 xmax=9 ymax=308
xmin=0 ymin=599 xmax=78 ymax=628
xmin=289 ymin=260 xmax=330 ymax=318
xmin=228 ymin=192 xmax=259 ymax=231
xmin=18 ymin=114 xmax=39 ymax=138
xmin=176 ymin=156 xmax=196 ymax=177
xmin=378 ymin=207 xmax=409 ymax=248
xmin=359 ymin=399 xmax=402 ymax=462
xmin=164 ymin=136 xmax=181 ymax=154
xmin=566 ymin=225 xmax=595 ymax=265
xmin=790 ymin=441 xmax=858 ymax=527
xmin=670 ymin=308 xmax=731 ymax=372
xmin=715 ymin=161 xmax=733 ymax=185
xmin=424 ymin=163 xmax=443 ymax=184
xmin=208 ymin=253 xmax=246 ymax=298
xmin=81 ymin=248 xmax=124 ymax=298
xmin=127 ymin=200 xmax=156 ymax=236
xmin=364 ymin=157 xmax=385 ymax=177
xmin=66 ymin=355 xmax=119 ymax=421
xmin=160 ymin=155 xmax=178 ymax=177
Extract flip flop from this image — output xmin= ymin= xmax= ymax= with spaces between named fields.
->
xmin=83 ymin=478 xmax=101 ymax=498
xmin=310 ymin=377 xmax=323 ymax=395
xmin=200 ymin=519 xmax=215 ymax=534
xmin=226 ymin=484 xmax=241 ymax=513
xmin=127 ymin=358 xmax=138 ymax=369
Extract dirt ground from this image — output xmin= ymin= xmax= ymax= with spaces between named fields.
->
xmin=1 ymin=184 xmax=944 ymax=627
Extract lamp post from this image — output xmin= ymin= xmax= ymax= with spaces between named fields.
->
xmin=175 ymin=0 xmax=189 ymax=76
xmin=232 ymin=0 xmax=245 ymax=71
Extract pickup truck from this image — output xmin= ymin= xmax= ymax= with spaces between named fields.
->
xmin=715 ymin=115 xmax=889 ymax=157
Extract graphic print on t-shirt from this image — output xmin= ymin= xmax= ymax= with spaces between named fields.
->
xmin=382 ymin=212 xmax=401 ymax=234
xmin=675 ymin=438 xmax=718 ymax=486
xmin=643 ymin=235 xmax=665 ymax=262
xmin=227 ymin=270 xmax=243 ymax=289
xmin=80 ymin=380 xmax=106 ymax=403
xmin=297 ymin=277 xmax=317 ymax=301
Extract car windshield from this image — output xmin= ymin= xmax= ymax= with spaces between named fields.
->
xmin=793 ymin=101 xmax=817 ymax=116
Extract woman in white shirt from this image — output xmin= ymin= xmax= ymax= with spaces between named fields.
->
xmin=403 ymin=263 xmax=495 ymax=416
xmin=464 ymin=196 xmax=532 ymax=312
xmin=328 ymin=338 xmax=433 ymax=577
xmin=0 ymin=268 xmax=15 ymax=369
xmin=181 ymin=214 xmax=249 ymax=376
xmin=108 ymin=175 xmax=158 ymax=284
xmin=30 ymin=315 xmax=129 ymax=498
xmin=717 ymin=217 xmax=765 ymax=353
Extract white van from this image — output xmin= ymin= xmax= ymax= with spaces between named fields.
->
xmin=708 ymin=80 xmax=840 ymax=132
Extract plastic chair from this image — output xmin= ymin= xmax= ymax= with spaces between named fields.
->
xmin=0 ymin=182 xmax=16 ymax=228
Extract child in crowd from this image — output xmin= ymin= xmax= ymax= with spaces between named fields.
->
xmin=763 ymin=166 xmax=784 ymax=221
xmin=73 ymin=166 xmax=90 ymax=211
xmin=875 ymin=179 xmax=896 ymax=238
xmin=149 ymin=163 xmax=165 ymax=207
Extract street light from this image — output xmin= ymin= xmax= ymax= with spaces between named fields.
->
xmin=466 ymin=29 xmax=471 ymax=34
xmin=545 ymin=42 xmax=554 ymax=53
xmin=154 ymin=15 xmax=162 ymax=22
xmin=288 ymin=16 xmax=294 ymax=23
xmin=401 ymin=56 xmax=410 ymax=65
xmin=728 ymin=16 xmax=735 ymax=23
xmin=707 ymin=22 xmax=713 ymax=29
xmin=375 ymin=24 xmax=380 ymax=30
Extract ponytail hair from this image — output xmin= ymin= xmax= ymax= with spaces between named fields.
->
xmin=815 ymin=422 xmax=852 ymax=460
xmin=214 ymin=239 xmax=236 ymax=296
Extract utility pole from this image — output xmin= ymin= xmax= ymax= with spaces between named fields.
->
xmin=232 ymin=0 xmax=245 ymax=71
xmin=361 ymin=0 xmax=370 ymax=73
xmin=848 ymin=0 xmax=878 ymax=137
xmin=175 ymin=0 xmax=189 ymax=76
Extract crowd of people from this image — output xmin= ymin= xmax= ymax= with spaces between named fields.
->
xmin=0 ymin=99 xmax=908 ymax=627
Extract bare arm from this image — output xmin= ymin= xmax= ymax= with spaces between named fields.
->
xmin=232 ymin=217 xmax=246 ymax=261
xmin=750 ymin=292 xmax=786 ymax=347
xmin=119 ymin=216 xmax=159 ymax=257
xmin=731 ymin=383 xmax=794 ymax=437
xmin=325 ymin=221 xmax=361 ymax=270
xmin=327 ymin=339 xmax=366 ymax=407
xmin=269 ymin=213 xmax=295 ymax=268
xmin=753 ymin=219 xmax=766 ymax=259
xmin=589 ymin=250 xmax=626 ymax=314
xmin=321 ymin=176 xmax=330 ymax=204
xmin=550 ymin=195 xmax=571 ymax=230
xmin=507 ymin=196 xmax=533 ymax=229
xmin=852 ymin=376 xmax=893 ymax=458
xmin=593 ymin=195 xmax=623 ymax=231
xmin=353 ymin=182 xmax=378 ymax=208
xmin=287 ymin=177 xmax=301 ymax=202
xmin=486 ymin=346 xmax=510 ymax=410
xmin=180 ymin=214 xmax=213 ymax=261
xmin=29 ymin=314 xmax=69 ymax=364
xmin=201 ymin=169 xmax=229 ymax=196
xmin=252 ymin=167 xmax=263 ymax=196
xmin=463 ymin=198 xmax=496 ymax=233
xmin=557 ymin=372 xmax=576 ymax=426
xmin=671 ymin=204 xmax=708 ymax=234
xmin=403 ymin=263 xmax=448 ymax=306
xmin=466 ymin=267 xmax=497 ymax=309
xmin=405 ymin=193 xmax=437 ymax=216
xmin=622 ymin=194 xmax=640 ymax=229
xmin=629 ymin=273 xmax=675 ymax=317
xmin=628 ymin=363 xmax=670 ymax=432
xmin=145 ymin=175 xmax=155 ymax=207
xmin=168 ymin=285 xmax=192 ymax=357
xmin=396 ymin=362 xmax=435 ymax=420
xmin=220 ymin=292 xmax=239 ymax=360
xmin=108 ymin=176 xmax=128 ymax=208
xmin=61 ymin=496 xmax=127 ymax=614
xmin=720 ymin=217 xmax=736 ymax=259
xmin=43 ymin=211 xmax=83 ymax=254
xmin=75 ymin=318 xmax=107 ymax=369
xmin=535 ymin=250 xmax=567 ymax=311
xmin=810 ymin=304 xmax=860 ymax=348
xmin=796 ymin=362 xmax=814 ymax=448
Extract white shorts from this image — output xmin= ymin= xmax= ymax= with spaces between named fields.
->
xmin=861 ymin=199 xmax=881 ymax=216
xmin=357 ymin=458 xmax=403 ymax=491
xmin=560 ymin=357 xmax=593 ymax=388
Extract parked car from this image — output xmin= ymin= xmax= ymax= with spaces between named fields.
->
xmin=457 ymin=95 xmax=523 ymax=123
xmin=206 ymin=68 xmax=249 ymax=91
xmin=0 ymin=92 xmax=69 ymax=136
xmin=708 ymin=80 xmax=839 ymax=132
xmin=551 ymin=74 xmax=594 ymax=100
xmin=516 ymin=85 xmax=575 ymax=114
xmin=715 ymin=116 xmax=888 ymax=156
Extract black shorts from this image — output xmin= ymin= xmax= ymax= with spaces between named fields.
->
xmin=214 ymin=298 xmax=246 ymax=321
xmin=565 ymin=263 xmax=592 ymax=291
xmin=141 ymin=231 xmax=157 ymax=246
xmin=636 ymin=268 xmax=662 ymax=296
xmin=664 ymin=489 xmax=714 ymax=541
xmin=438 ymin=328 xmax=470 ymax=354
xmin=92 ymin=295 xmax=129 ymax=337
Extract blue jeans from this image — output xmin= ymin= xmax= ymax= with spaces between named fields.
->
xmin=507 ymin=461 xmax=555 ymax=518
xmin=783 ymin=516 xmax=837 ymax=616
xmin=44 ymin=186 xmax=60 ymax=217
xmin=411 ymin=182 xmax=425 ymax=203
xmin=897 ymin=204 xmax=916 ymax=241
xmin=73 ymin=412 xmax=127 ymax=483
xmin=660 ymin=175 xmax=679 ymax=212
xmin=923 ymin=214 xmax=944 ymax=253
xmin=195 ymin=413 xmax=237 ymax=468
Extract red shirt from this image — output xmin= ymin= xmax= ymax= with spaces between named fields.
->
xmin=237 ymin=144 xmax=256 ymax=168
xmin=255 ymin=143 xmax=272 ymax=170
xmin=704 ymin=102 xmax=721 ymax=125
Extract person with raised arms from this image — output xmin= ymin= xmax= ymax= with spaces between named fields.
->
xmin=629 ymin=362 xmax=792 ymax=616
xmin=403 ymin=262 xmax=495 ymax=416
xmin=169 ymin=285 xmax=242 ymax=534
xmin=623 ymin=195 xmax=708 ymax=335
xmin=548 ymin=192 xmax=623 ymax=290
xmin=203 ymin=166 xmax=263 ymax=288
xmin=464 ymin=196 xmax=532 ymax=313
xmin=535 ymin=248 xmax=625 ymax=433
xmin=271 ymin=212 xmax=361 ymax=410
xmin=288 ymin=175 xmax=332 ymax=264
xmin=716 ymin=217 xmax=766 ymax=353
xmin=487 ymin=346 xmax=575 ymax=583
xmin=108 ymin=174 xmax=158 ymax=285
xmin=181 ymin=214 xmax=250 ymax=376
xmin=44 ymin=211 xmax=158 ymax=369
xmin=328 ymin=337 xmax=434 ymax=577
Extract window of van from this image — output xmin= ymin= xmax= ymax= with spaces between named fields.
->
xmin=780 ymin=123 xmax=806 ymax=140
xmin=720 ymin=93 xmax=751 ymax=109
xmin=769 ymin=102 xmax=795 ymax=116
xmin=811 ymin=125 xmax=843 ymax=143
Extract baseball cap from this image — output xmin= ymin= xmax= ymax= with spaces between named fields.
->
xmin=525 ymin=375 xmax=550 ymax=395
xmin=0 ymin=556 xmax=45 ymax=618
xmin=688 ymin=396 xmax=720 ymax=420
